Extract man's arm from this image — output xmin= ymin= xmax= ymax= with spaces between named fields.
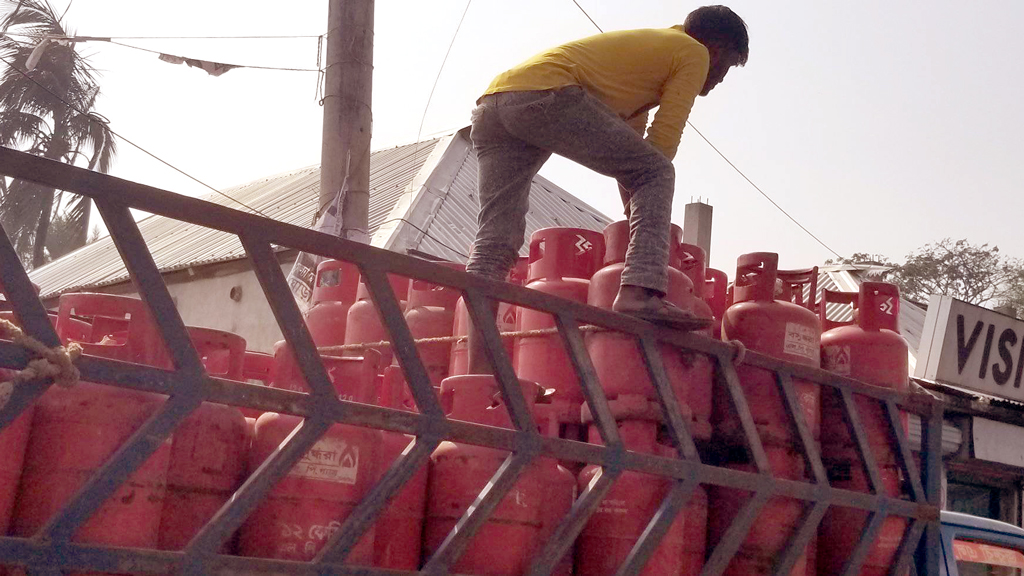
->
xmin=645 ymin=44 xmax=709 ymax=160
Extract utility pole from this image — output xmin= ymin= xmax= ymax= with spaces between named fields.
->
xmin=318 ymin=0 xmax=374 ymax=243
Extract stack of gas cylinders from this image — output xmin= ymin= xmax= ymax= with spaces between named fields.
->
xmin=0 ymin=223 xmax=912 ymax=575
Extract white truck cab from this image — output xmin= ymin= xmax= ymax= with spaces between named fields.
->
xmin=942 ymin=511 xmax=1024 ymax=575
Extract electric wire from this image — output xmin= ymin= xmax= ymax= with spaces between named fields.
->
xmin=0 ymin=54 xmax=272 ymax=217
xmin=108 ymin=40 xmax=319 ymax=72
xmin=568 ymin=0 xmax=845 ymax=261
xmin=2 ymin=32 xmax=322 ymax=40
xmin=416 ymin=0 xmax=472 ymax=144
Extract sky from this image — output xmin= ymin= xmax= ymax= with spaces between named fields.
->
xmin=22 ymin=0 xmax=1024 ymax=273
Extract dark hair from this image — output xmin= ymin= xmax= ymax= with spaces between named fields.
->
xmin=683 ymin=5 xmax=749 ymax=66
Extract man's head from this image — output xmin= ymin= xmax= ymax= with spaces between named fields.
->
xmin=683 ymin=5 xmax=749 ymax=96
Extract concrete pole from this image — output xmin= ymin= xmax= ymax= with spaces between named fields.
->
xmin=682 ymin=201 xmax=713 ymax=262
xmin=318 ymin=0 xmax=374 ymax=243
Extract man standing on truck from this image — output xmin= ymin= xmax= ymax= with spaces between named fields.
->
xmin=465 ymin=5 xmax=749 ymax=372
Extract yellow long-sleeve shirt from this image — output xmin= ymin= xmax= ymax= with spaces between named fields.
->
xmin=484 ymin=26 xmax=709 ymax=160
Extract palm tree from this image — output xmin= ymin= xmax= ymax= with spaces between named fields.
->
xmin=0 ymin=0 xmax=115 ymax=268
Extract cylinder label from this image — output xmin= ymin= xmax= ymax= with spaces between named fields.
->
xmin=823 ymin=345 xmax=852 ymax=375
xmin=784 ymin=323 xmax=818 ymax=361
xmin=289 ymin=437 xmax=359 ymax=484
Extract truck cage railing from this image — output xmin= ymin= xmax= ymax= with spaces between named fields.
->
xmin=0 ymin=147 xmax=943 ymax=576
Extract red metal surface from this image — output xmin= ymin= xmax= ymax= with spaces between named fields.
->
xmin=371 ymin=366 xmax=429 ymax=570
xmin=450 ymin=258 xmax=527 ymax=377
xmin=776 ymin=267 xmax=818 ymax=312
xmin=708 ymin=447 xmax=814 ymax=576
xmin=820 ymin=282 xmax=909 ymax=468
xmin=515 ymin=227 xmax=604 ymax=421
xmin=157 ymin=327 xmax=249 ymax=552
xmin=305 ymin=259 xmax=361 ymax=348
xmin=238 ymin=352 xmax=381 ymax=563
xmin=239 ymin=350 xmax=274 ymax=418
xmin=717 ymin=253 xmax=822 ymax=452
xmin=578 ymin=417 xmax=707 ymax=576
xmin=344 ymin=273 xmax=410 ymax=368
xmin=586 ymin=222 xmax=712 ymax=439
xmin=818 ymin=466 xmax=907 ymax=576
xmin=705 ymin=268 xmax=729 ymax=340
xmin=12 ymin=294 xmax=170 ymax=554
xmin=403 ymin=262 xmax=464 ymax=387
xmin=0 ymin=367 xmax=31 ymax=538
xmin=424 ymin=375 xmax=564 ymax=575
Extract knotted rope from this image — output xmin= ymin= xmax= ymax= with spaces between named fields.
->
xmin=0 ymin=318 xmax=82 ymax=390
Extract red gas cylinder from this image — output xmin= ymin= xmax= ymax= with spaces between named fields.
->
xmin=239 ymin=352 xmax=381 ymax=563
xmin=271 ymin=342 xmax=379 ymax=402
xmin=514 ymin=227 xmax=604 ymax=424
xmin=343 ymin=273 xmax=410 ymax=368
xmin=404 ymin=262 xmax=464 ymax=387
xmin=716 ymin=253 xmax=822 ymax=456
xmin=13 ymin=293 xmax=170 ymax=553
xmin=371 ymin=365 xmax=429 ymax=570
xmin=157 ymin=327 xmax=249 ymax=552
xmin=818 ymin=465 xmax=906 ymax=576
xmin=776 ymin=267 xmax=818 ymax=312
xmin=820 ymin=282 xmax=910 ymax=468
xmin=705 ymin=268 xmax=729 ymax=340
xmin=238 ymin=350 xmax=274 ymax=418
xmin=529 ymin=389 xmax=577 ymax=576
xmin=707 ymin=446 xmax=815 ymax=576
xmin=424 ymin=375 xmax=569 ymax=575
xmin=585 ymin=222 xmax=712 ymax=439
xmin=305 ymin=259 xmax=361 ymax=347
xmin=449 ymin=257 xmax=528 ymax=377
xmin=577 ymin=397 xmax=707 ymax=576
xmin=0 ymin=367 xmax=32 ymax=539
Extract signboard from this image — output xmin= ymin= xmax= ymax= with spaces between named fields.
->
xmin=915 ymin=295 xmax=1024 ymax=402
xmin=973 ymin=417 xmax=1024 ymax=467
xmin=954 ymin=539 xmax=1024 ymax=568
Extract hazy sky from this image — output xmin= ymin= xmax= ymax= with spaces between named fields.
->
xmin=36 ymin=0 xmax=1024 ymax=273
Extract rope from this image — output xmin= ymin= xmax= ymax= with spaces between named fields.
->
xmin=0 ymin=318 xmax=82 ymax=389
xmin=316 ymin=326 xmax=579 ymax=354
xmin=728 ymin=340 xmax=747 ymax=365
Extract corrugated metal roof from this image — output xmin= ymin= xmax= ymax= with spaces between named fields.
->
xmin=409 ymin=132 xmax=612 ymax=262
xmin=29 ymin=138 xmax=445 ymax=298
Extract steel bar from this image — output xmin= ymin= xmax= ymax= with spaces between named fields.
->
xmin=182 ymin=418 xmax=333 ymax=559
xmin=362 ymin=267 xmax=445 ymax=421
xmin=462 ymin=288 xmax=535 ymax=435
xmin=916 ymin=404 xmax=945 ymax=576
xmin=614 ymin=475 xmax=701 ymax=576
xmin=839 ymin=387 xmax=884 ymax=494
xmin=887 ymin=399 xmax=926 ymax=502
xmin=890 ymin=518 xmax=926 ymax=576
xmin=775 ymin=372 xmax=827 ymax=484
xmin=714 ymin=352 xmax=771 ymax=473
xmin=771 ymin=499 xmax=829 ymax=576
xmin=554 ymin=313 xmax=621 ymax=447
xmin=526 ymin=467 xmax=620 ymax=576
xmin=422 ymin=452 xmax=533 ymax=575
xmin=700 ymin=489 xmax=772 ymax=576
xmin=316 ymin=436 xmax=440 ymax=563
xmin=838 ymin=509 xmax=888 ymax=576
xmin=241 ymin=234 xmax=337 ymax=400
xmin=638 ymin=335 xmax=699 ymax=460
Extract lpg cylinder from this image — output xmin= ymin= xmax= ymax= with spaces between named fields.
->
xmin=817 ymin=465 xmax=907 ymax=576
xmin=424 ymin=375 xmax=568 ymax=575
xmin=238 ymin=351 xmax=381 ymax=563
xmin=343 ymin=273 xmax=410 ymax=368
xmin=530 ymin=388 xmax=577 ymax=576
xmin=13 ymin=293 xmax=170 ymax=552
xmin=776 ymin=267 xmax=818 ymax=312
xmin=157 ymin=327 xmax=249 ymax=552
xmin=577 ymin=397 xmax=707 ymax=576
xmin=450 ymin=257 xmax=528 ymax=377
xmin=404 ymin=262 xmax=464 ymax=387
xmin=705 ymin=267 xmax=730 ymax=340
xmin=238 ymin=350 xmax=274 ymax=418
xmin=371 ymin=365 xmax=429 ymax=570
xmin=819 ymin=282 xmax=909 ymax=469
xmin=0 ymin=366 xmax=30 ymax=538
xmin=716 ymin=253 xmax=822 ymax=455
xmin=585 ymin=222 xmax=711 ymax=439
xmin=672 ymin=242 xmax=716 ymax=439
xmin=305 ymin=259 xmax=361 ymax=347
xmin=515 ymin=227 xmax=603 ymax=424
xmin=707 ymin=446 xmax=815 ymax=576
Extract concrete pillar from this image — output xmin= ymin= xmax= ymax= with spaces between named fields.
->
xmin=682 ymin=201 xmax=713 ymax=261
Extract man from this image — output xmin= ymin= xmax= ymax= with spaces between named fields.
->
xmin=465 ymin=6 xmax=748 ymax=372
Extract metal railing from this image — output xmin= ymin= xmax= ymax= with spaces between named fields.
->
xmin=0 ymin=147 xmax=942 ymax=575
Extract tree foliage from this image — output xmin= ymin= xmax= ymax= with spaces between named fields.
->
xmin=0 ymin=0 xmax=115 ymax=268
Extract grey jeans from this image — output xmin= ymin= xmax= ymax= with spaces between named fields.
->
xmin=466 ymin=86 xmax=675 ymax=294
